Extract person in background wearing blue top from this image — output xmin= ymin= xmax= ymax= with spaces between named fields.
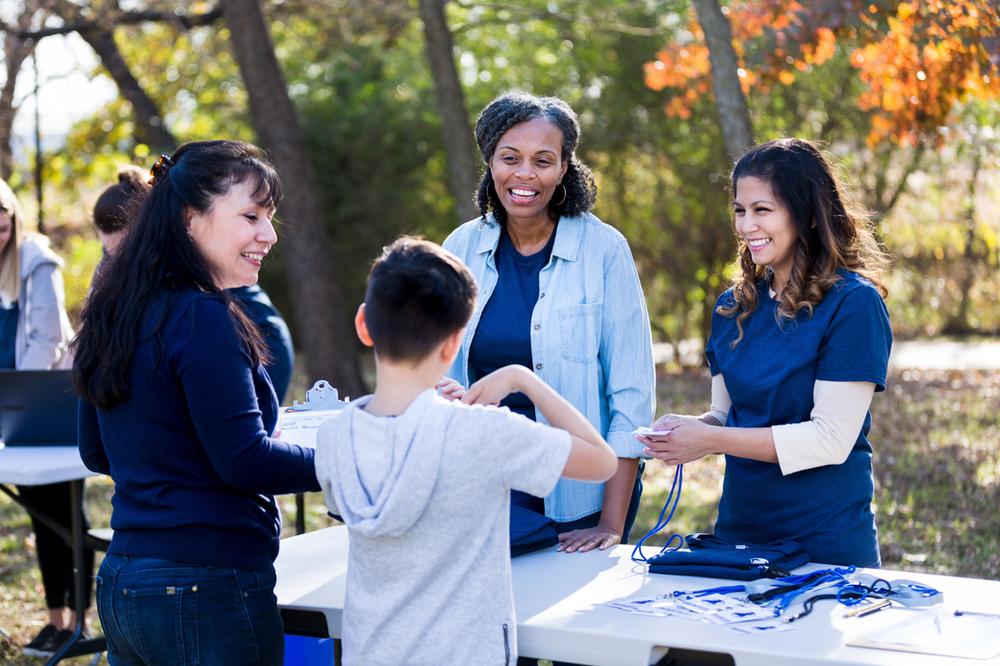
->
xmin=442 ymin=90 xmax=656 ymax=558
xmin=92 ymin=165 xmax=149 ymax=261
xmin=231 ymin=284 xmax=295 ymax=403
xmin=72 ymin=141 xmax=320 ymax=666
xmin=0 ymin=177 xmax=85 ymax=658
xmin=640 ymin=138 xmax=892 ymax=568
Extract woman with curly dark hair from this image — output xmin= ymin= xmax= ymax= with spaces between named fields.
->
xmin=641 ymin=138 xmax=892 ymax=567
xmin=442 ymin=90 xmax=655 ymax=557
xmin=73 ymin=140 xmax=319 ymax=665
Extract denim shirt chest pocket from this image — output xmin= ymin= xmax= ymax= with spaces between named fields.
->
xmin=558 ymin=302 xmax=601 ymax=365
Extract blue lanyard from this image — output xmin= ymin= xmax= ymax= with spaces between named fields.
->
xmin=631 ymin=464 xmax=684 ymax=563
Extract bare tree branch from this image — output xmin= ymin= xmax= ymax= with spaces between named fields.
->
xmin=0 ymin=0 xmax=48 ymax=181
xmin=16 ymin=7 xmax=223 ymax=40
xmin=459 ymin=2 xmax=669 ymax=36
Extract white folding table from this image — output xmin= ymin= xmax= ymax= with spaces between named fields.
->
xmin=274 ymin=525 xmax=1000 ymax=666
xmin=0 ymin=444 xmax=108 ymax=664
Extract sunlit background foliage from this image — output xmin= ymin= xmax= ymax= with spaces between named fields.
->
xmin=6 ymin=0 xmax=1000 ymax=347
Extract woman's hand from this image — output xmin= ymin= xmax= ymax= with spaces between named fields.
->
xmin=557 ymin=522 xmax=621 ymax=553
xmin=638 ymin=414 xmax=718 ymax=465
xmin=436 ymin=377 xmax=466 ymax=402
xmin=462 ymin=365 xmax=530 ymax=407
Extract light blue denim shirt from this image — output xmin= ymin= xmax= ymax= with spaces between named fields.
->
xmin=444 ymin=212 xmax=656 ymax=522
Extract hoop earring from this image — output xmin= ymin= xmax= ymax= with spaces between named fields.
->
xmin=553 ymin=183 xmax=568 ymax=207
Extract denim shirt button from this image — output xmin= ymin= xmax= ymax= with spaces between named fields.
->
xmin=540 ymin=292 xmax=545 ymax=298
xmin=534 ymin=324 xmax=540 ymax=330
xmin=536 ymin=363 xmax=542 ymax=370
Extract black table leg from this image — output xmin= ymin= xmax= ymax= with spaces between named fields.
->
xmin=45 ymin=479 xmax=106 ymax=665
xmin=296 ymin=493 xmax=306 ymax=535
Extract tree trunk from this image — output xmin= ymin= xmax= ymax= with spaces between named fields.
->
xmin=692 ymin=0 xmax=754 ymax=160
xmin=418 ymin=0 xmax=480 ymax=224
xmin=219 ymin=0 xmax=366 ymax=397
xmin=77 ymin=27 xmax=178 ymax=154
xmin=944 ymin=150 xmax=982 ymax=335
xmin=0 ymin=1 xmax=46 ymax=181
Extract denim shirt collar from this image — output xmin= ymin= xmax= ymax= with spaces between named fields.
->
xmin=475 ymin=213 xmax=584 ymax=262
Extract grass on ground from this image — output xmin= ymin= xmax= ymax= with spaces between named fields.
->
xmin=2 ymin=367 xmax=998 ymax=664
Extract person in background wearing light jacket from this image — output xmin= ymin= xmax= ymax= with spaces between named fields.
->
xmin=0 ymin=178 xmax=84 ymax=658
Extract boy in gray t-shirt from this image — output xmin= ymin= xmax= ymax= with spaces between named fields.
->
xmin=315 ymin=237 xmax=617 ymax=666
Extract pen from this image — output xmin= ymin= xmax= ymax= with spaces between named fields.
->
xmin=844 ymin=599 xmax=891 ymax=618
xmin=954 ymin=610 xmax=1000 ymax=618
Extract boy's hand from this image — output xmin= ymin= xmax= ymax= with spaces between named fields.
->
xmin=461 ymin=365 xmax=531 ymax=407
xmin=437 ymin=377 xmax=466 ymax=402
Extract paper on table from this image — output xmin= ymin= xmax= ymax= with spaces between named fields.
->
xmin=849 ymin=609 xmax=1000 ymax=659
xmin=606 ymin=593 xmax=777 ymax=625
xmin=274 ymin=409 xmax=344 ymax=448
xmin=728 ymin=622 xmax=793 ymax=636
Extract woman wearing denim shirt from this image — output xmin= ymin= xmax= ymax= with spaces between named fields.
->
xmin=443 ymin=91 xmax=655 ymax=556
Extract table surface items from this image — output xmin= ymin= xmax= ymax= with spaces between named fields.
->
xmin=274 ymin=526 xmax=1000 ymax=666
xmin=0 ymin=445 xmax=95 ymax=485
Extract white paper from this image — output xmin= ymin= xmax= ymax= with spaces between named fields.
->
xmin=728 ymin=622 xmax=793 ymax=635
xmin=868 ymin=609 xmax=1000 ymax=652
xmin=606 ymin=593 xmax=777 ymax=625
xmin=632 ymin=426 xmax=672 ymax=437
xmin=274 ymin=409 xmax=345 ymax=448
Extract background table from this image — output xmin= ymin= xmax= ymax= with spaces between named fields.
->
xmin=274 ymin=525 xmax=1000 ymax=666
xmin=0 ymin=445 xmax=107 ymax=665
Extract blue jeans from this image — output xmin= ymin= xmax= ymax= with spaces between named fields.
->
xmin=96 ymin=553 xmax=285 ymax=666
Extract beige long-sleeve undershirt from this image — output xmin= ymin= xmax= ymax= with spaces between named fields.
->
xmin=708 ymin=373 xmax=876 ymax=476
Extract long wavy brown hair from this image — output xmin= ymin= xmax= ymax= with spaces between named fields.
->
xmin=719 ymin=138 xmax=890 ymax=347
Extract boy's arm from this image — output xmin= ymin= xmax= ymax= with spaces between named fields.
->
xmin=463 ymin=365 xmax=617 ymax=482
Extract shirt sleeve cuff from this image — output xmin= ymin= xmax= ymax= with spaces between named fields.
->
xmin=607 ymin=429 xmax=647 ymax=459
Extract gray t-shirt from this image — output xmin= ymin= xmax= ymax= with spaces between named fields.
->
xmin=315 ymin=388 xmax=572 ymax=666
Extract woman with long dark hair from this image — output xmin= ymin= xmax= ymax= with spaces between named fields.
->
xmin=73 ymin=140 xmax=319 ymax=665
xmin=641 ymin=138 xmax=892 ymax=567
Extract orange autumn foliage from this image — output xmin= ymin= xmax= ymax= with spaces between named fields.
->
xmin=645 ymin=0 xmax=1000 ymax=147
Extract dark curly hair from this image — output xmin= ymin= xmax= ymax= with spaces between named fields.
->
xmin=719 ymin=138 xmax=890 ymax=347
xmin=473 ymin=90 xmax=597 ymax=224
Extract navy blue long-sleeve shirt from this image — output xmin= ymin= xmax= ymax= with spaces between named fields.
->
xmin=78 ymin=288 xmax=319 ymax=571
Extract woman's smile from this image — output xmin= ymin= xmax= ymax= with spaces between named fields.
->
xmin=489 ymin=117 xmax=568 ymax=227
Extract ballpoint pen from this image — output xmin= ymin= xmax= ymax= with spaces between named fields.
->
xmin=844 ymin=599 xmax=891 ymax=618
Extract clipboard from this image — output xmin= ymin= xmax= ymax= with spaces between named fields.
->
xmin=274 ymin=381 xmax=350 ymax=448
xmin=848 ymin=608 xmax=1000 ymax=660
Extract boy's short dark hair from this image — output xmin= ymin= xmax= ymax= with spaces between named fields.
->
xmin=365 ymin=237 xmax=477 ymax=364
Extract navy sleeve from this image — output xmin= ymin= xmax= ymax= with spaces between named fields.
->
xmin=816 ymin=281 xmax=892 ymax=392
xmin=172 ymin=298 xmax=318 ymax=494
xmin=705 ymin=291 xmax=733 ymax=376
xmin=78 ymin=398 xmax=110 ymax=475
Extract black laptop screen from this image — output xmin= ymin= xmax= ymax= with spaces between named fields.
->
xmin=0 ymin=370 xmax=79 ymax=447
